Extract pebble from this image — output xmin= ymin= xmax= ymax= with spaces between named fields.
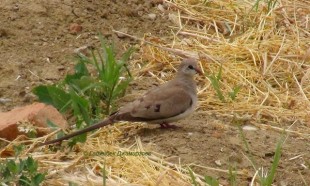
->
xmin=147 ymin=13 xmax=156 ymax=20
xmin=116 ymin=27 xmax=128 ymax=38
xmin=69 ymin=23 xmax=82 ymax=34
xmin=0 ymin=98 xmax=12 ymax=104
xmin=215 ymin=160 xmax=222 ymax=166
xmin=157 ymin=4 xmax=165 ymax=12
xmin=242 ymin=125 xmax=258 ymax=131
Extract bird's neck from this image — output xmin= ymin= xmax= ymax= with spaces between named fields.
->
xmin=175 ymin=74 xmax=197 ymax=94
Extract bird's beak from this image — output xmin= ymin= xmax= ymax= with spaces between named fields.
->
xmin=195 ymin=68 xmax=203 ymax=75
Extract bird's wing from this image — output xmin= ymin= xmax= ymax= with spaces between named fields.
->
xmin=115 ymin=85 xmax=193 ymax=122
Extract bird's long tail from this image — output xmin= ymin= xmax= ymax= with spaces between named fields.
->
xmin=40 ymin=117 xmax=114 ymax=146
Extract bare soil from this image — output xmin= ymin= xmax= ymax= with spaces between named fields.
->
xmin=0 ymin=0 xmax=309 ymax=185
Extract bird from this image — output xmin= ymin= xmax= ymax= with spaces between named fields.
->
xmin=40 ymin=58 xmax=202 ymax=146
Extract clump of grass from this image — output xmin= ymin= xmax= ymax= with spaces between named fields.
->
xmin=204 ymin=175 xmax=220 ymax=186
xmin=238 ymin=125 xmax=286 ymax=186
xmin=207 ymin=66 xmax=241 ymax=102
xmin=252 ymin=0 xmax=278 ymax=13
xmin=228 ymin=166 xmax=237 ymax=186
xmin=188 ymin=167 xmax=220 ymax=186
xmin=0 ymin=145 xmax=46 ymax=186
xmin=33 ymin=35 xmax=134 ymax=144
xmin=188 ymin=167 xmax=198 ymax=186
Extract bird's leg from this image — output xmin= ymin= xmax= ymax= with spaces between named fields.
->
xmin=159 ymin=122 xmax=180 ymax=129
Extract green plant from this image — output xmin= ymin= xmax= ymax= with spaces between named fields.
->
xmin=33 ymin=35 xmax=134 ymax=143
xmin=187 ymin=167 xmax=198 ymax=186
xmin=259 ymin=136 xmax=284 ymax=186
xmin=102 ymin=164 xmax=107 ymax=186
xmin=204 ymin=175 xmax=219 ymax=186
xmin=238 ymin=125 xmax=286 ymax=186
xmin=188 ymin=166 xmax=220 ymax=186
xmin=228 ymin=166 xmax=237 ymax=186
xmin=252 ymin=0 xmax=278 ymax=13
xmin=0 ymin=153 xmax=46 ymax=186
xmin=207 ymin=66 xmax=240 ymax=102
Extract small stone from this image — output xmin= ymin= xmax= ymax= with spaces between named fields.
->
xmin=74 ymin=45 xmax=90 ymax=56
xmin=168 ymin=13 xmax=178 ymax=25
xmin=0 ymin=28 xmax=9 ymax=38
xmin=157 ymin=4 xmax=165 ymax=12
xmin=215 ymin=160 xmax=222 ymax=166
xmin=242 ymin=125 xmax=258 ymax=131
xmin=0 ymin=103 xmax=68 ymax=140
xmin=147 ymin=13 xmax=157 ymax=20
xmin=0 ymin=98 xmax=12 ymax=104
xmin=116 ymin=28 xmax=128 ymax=38
xmin=57 ymin=65 xmax=65 ymax=71
xmin=69 ymin=23 xmax=83 ymax=34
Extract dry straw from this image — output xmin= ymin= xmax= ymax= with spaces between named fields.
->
xmin=158 ymin=0 xmax=310 ymax=135
xmin=1 ymin=0 xmax=310 ymax=185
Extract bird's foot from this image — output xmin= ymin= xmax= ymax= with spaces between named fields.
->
xmin=159 ymin=123 xmax=180 ymax=129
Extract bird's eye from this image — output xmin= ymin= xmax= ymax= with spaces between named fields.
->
xmin=188 ymin=65 xmax=194 ymax=69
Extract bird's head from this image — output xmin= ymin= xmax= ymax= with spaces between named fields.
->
xmin=178 ymin=58 xmax=203 ymax=76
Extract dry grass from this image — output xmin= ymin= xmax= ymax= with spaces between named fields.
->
xmin=1 ymin=0 xmax=310 ymax=185
xmin=139 ymin=0 xmax=310 ymax=134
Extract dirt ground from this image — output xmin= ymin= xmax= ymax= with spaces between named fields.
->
xmin=1 ymin=0 xmax=309 ymax=185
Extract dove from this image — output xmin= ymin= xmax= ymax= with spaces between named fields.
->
xmin=41 ymin=58 xmax=202 ymax=146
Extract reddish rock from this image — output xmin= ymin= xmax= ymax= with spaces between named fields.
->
xmin=0 ymin=103 xmax=68 ymax=140
xmin=69 ymin=23 xmax=82 ymax=34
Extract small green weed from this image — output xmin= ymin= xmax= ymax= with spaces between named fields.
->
xmin=252 ymin=0 xmax=278 ymax=13
xmin=204 ymin=175 xmax=219 ymax=186
xmin=188 ymin=167 xmax=220 ymax=186
xmin=102 ymin=164 xmax=107 ymax=186
xmin=238 ymin=125 xmax=285 ymax=186
xmin=0 ymin=145 xmax=46 ymax=186
xmin=33 ymin=35 xmax=134 ymax=143
xmin=207 ymin=66 xmax=240 ymax=102
xmin=228 ymin=166 xmax=237 ymax=186
xmin=188 ymin=167 xmax=198 ymax=186
xmin=259 ymin=136 xmax=284 ymax=186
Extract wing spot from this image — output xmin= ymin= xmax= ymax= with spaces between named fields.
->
xmin=154 ymin=104 xmax=161 ymax=112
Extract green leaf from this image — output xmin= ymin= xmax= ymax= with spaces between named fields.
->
xmin=228 ymin=85 xmax=241 ymax=100
xmin=69 ymin=89 xmax=91 ymax=125
xmin=75 ymin=60 xmax=89 ymax=76
xmin=32 ymin=85 xmax=71 ymax=112
xmin=13 ymin=145 xmax=24 ymax=158
xmin=19 ymin=175 xmax=31 ymax=186
xmin=68 ymin=76 xmax=95 ymax=93
xmin=208 ymin=74 xmax=225 ymax=102
xmin=7 ymin=160 xmax=18 ymax=174
xmin=69 ymin=182 xmax=78 ymax=186
xmin=217 ymin=65 xmax=222 ymax=80
xmin=19 ymin=158 xmax=26 ymax=172
xmin=229 ymin=166 xmax=237 ymax=186
xmin=25 ymin=157 xmax=38 ymax=174
xmin=32 ymin=173 xmax=46 ymax=185
xmin=204 ymin=175 xmax=219 ymax=186
xmin=102 ymin=164 xmax=107 ymax=186
xmin=264 ymin=136 xmax=284 ymax=185
xmin=187 ymin=167 xmax=198 ymax=186
xmin=2 ymin=166 xmax=12 ymax=180
xmin=68 ymin=133 xmax=87 ymax=147
xmin=47 ymin=120 xmax=65 ymax=139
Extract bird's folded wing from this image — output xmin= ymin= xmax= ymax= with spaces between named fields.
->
xmin=124 ymin=87 xmax=193 ymax=121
